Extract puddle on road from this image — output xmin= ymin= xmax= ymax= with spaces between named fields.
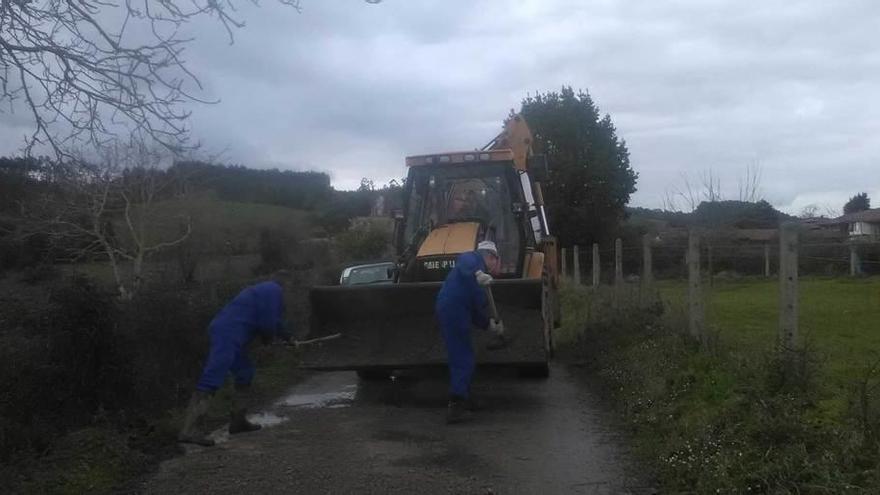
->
xmin=276 ymin=384 xmax=357 ymax=409
xmin=185 ymin=373 xmax=357 ymax=452
xmin=207 ymin=428 xmax=230 ymax=445
xmin=202 ymin=412 xmax=289 ymax=446
xmin=249 ymin=411 xmax=289 ymax=426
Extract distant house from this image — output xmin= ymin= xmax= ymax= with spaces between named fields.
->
xmin=832 ymin=208 xmax=880 ymax=240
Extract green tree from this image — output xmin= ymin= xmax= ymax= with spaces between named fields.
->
xmin=520 ymin=87 xmax=638 ymax=246
xmin=843 ymin=192 xmax=871 ymax=214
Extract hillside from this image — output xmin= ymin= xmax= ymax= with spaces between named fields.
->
xmin=626 ymin=200 xmax=798 ymax=232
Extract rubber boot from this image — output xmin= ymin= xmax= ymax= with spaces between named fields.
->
xmin=446 ymin=396 xmax=473 ymax=424
xmin=229 ymin=383 xmax=262 ymax=435
xmin=177 ymin=390 xmax=215 ymax=447
xmin=486 ymin=332 xmax=512 ymax=351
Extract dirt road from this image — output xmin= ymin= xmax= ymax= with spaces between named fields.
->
xmin=140 ymin=364 xmax=654 ymax=494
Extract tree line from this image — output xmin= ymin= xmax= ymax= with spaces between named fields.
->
xmin=0 ymin=156 xmax=401 ymax=286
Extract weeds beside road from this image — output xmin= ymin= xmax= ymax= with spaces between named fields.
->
xmin=559 ymin=277 xmax=880 ymax=493
xmin=0 ymin=275 xmax=303 ymax=494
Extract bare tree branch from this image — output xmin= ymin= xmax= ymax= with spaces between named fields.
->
xmin=19 ymin=140 xmax=194 ymax=298
xmin=1 ymin=0 xmax=304 ymax=159
xmin=699 ymin=168 xmax=722 ymax=203
xmin=738 ymin=161 xmax=763 ymax=202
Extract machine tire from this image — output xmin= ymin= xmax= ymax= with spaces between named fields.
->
xmin=356 ymin=369 xmax=392 ymax=381
xmin=518 ymin=363 xmax=550 ymax=379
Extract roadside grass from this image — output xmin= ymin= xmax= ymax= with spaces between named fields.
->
xmin=658 ymin=277 xmax=880 ymax=415
xmin=559 ymin=277 xmax=880 ymax=493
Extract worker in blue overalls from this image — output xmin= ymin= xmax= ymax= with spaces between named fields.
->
xmin=436 ymin=240 xmax=507 ymax=424
xmin=178 ymin=271 xmax=293 ymax=446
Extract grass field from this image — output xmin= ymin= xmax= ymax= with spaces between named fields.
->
xmin=658 ymin=276 xmax=880 ymax=412
xmin=142 ymin=194 xmax=317 ymax=252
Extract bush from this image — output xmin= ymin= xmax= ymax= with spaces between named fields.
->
xmin=0 ymin=276 xmax=235 ymax=463
xmin=117 ymin=285 xmax=219 ymax=415
xmin=254 ymin=227 xmax=299 ymax=275
xmin=335 ymin=219 xmax=392 ymax=263
xmin=0 ymin=230 xmax=51 ymax=273
xmin=0 ymin=276 xmax=129 ymax=461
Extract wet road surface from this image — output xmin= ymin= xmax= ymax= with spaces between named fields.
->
xmin=141 ymin=364 xmax=654 ymax=494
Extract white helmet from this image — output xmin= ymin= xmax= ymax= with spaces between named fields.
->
xmin=476 ymin=240 xmax=498 ymax=257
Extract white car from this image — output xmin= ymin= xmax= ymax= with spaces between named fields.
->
xmin=338 ymin=262 xmax=396 ymax=286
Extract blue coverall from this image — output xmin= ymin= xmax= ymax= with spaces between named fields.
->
xmin=435 ymin=251 xmax=491 ymax=400
xmin=196 ymin=281 xmax=286 ymax=392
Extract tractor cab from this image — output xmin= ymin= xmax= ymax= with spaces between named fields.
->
xmin=396 ymin=154 xmax=537 ymax=282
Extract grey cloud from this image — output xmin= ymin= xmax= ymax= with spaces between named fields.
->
xmin=2 ymin=0 xmax=878 ymax=214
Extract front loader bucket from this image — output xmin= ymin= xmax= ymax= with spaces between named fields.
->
xmin=300 ymin=279 xmax=547 ymax=371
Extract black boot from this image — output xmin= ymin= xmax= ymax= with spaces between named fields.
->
xmin=178 ymin=390 xmax=216 ymax=447
xmin=446 ymin=396 xmax=473 ymax=424
xmin=229 ymin=383 xmax=262 ymax=435
xmin=486 ymin=333 xmax=512 ymax=351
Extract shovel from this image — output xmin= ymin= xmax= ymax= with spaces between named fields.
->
xmin=484 ymin=285 xmax=511 ymax=350
xmin=280 ymin=333 xmax=343 ymax=349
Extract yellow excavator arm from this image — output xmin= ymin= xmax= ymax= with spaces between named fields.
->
xmin=483 ymin=113 xmax=534 ymax=172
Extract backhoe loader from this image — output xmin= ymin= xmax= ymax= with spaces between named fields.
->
xmin=302 ymin=114 xmax=558 ymax=377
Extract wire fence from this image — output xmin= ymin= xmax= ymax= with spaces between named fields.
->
xmin=558 ymin=227 xmax=880 ymax=358
xmin=560 ymin=234 xmax=880 ymax=285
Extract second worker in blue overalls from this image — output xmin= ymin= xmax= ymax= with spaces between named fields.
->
xmin=435 ymin=240 xmax=507 ymax=424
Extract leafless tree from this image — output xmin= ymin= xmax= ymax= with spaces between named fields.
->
xmin=824 ymin=204 xmax=840 ymax=218
xmin=661 ymin=187 xmax=680 ymax=212
xmin=799 ymin=204 xmax=821 ymax=219
xmin=663 ymin=163 xmax=766 ymax=212
xmin=0 ymin=0 xmax=304 ymax=159
xmin=663 ymin=172 xmax=700 ymax=212
xmin=28 ymin=140 xmax=191 ymax=298
xmin=699 ymin=168 xmax=722 ymax=203
xmin=737 ymin=162 xmax=763 ymax=202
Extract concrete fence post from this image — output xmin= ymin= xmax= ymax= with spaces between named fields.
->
xmin=779 ymin=224 xmax=799 ymax=352
xmin=573 ymin=245 xmax=581 ymax=286
xmin=687 ymin=230 xmax=704 ymax=346
xmin=764 ymin=243 xmax=771 ymax=277
xmin=591 ymin=243 xmax=600 ymax=288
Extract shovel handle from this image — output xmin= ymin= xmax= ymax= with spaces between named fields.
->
xmin=484 ymin=286 xmax=500 ymax=322
xmin=293 ymin=333 xmax=342 ymax=348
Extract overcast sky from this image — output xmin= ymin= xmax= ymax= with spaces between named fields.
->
xmin=3 ymin=0 xmax=879 ymax=214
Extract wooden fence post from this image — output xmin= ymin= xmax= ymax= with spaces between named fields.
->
xmin=688 ymin=230 xmax=704 ymax=345
xmin=641 ymin=234 xmax=653 ymax=303
xmin=850 ymin=243 xmax=861 ymax=276
xmin=573 ymin=245 xmax=581 ymax=286
xmin=592 ymin=243 xmax=600 ymax=288
xmin=779 ymin=224 xmax=799 ymax=351
xmin=764 ymin=244 xmax=770 ymax=277
xmin=561 ymin=247 xmax=568 ymax=279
